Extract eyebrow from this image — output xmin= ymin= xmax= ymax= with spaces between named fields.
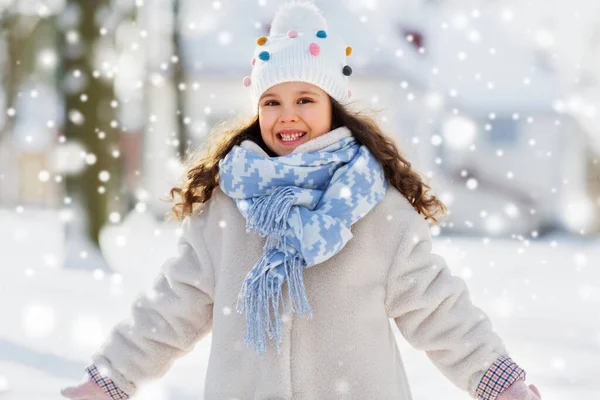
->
xmin=259 ymin=90 xmax=321 ymax=101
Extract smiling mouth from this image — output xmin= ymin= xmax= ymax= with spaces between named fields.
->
xmin=277 ymin=132 xmax=307 ymax=145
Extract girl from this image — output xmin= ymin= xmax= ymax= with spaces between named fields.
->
xmin=61 ymin=2 xmax=543 ymax=399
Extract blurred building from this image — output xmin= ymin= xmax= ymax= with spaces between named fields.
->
xmin=175 ymin=0 xmax=600 ymax=235
xmin=2 ymin=0 xmax=600 ymax=237
xmin=416 ymin=2 xmax=600 ymax=236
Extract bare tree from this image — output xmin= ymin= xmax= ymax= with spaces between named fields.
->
xmin=172 ymin=0 xmax=188 ymax=160
xmin=59 ymin=0 xmax=122 ymax=263
xmin=0 ymin=9 xmax=28 ymax=206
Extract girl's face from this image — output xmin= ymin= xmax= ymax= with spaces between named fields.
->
xmin=258 ymin=81 xmax=332 ymax=156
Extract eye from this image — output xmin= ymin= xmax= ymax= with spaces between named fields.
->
xmin=298 ymin=98 xmax=313 ymax=104
xmin=263 ymin=100 xmax=279 ymax=106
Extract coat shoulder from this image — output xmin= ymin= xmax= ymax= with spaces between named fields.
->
xmin=367 ymin=185 xmax=431 ymax=246
xmin=184 ymin=185 xmax=238 ymax=232
xmin=378 ymin=185 xmax=423 ymax=221
xmin=346 ymin=184 xmax=425 ymax=242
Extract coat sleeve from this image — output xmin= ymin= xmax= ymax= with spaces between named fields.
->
xmin=90 ymin=214 xmax=215 ymax=397
xmin=384 ymin=211 xmax=510 ymax=397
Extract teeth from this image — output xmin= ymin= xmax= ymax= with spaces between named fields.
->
xmin=280 ymin=132 xmax=305 ymax=141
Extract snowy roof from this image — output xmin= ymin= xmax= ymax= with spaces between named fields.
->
xmin=177 ymin=0 xmax=559 ymax=112
xmin=179 ymin=0 xmax=425 ymax=83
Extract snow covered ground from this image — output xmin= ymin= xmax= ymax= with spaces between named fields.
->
xmin=0 ymin=208 xmax=598 ymax=399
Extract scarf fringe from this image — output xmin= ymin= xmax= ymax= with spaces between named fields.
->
xmin=236 ymin=248 xmax=313 ymax=357
xmin=246 ymin=186 xmax=296 ymax=237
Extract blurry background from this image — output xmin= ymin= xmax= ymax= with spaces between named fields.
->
xmin=0 ymin=0 xmax=599 ymax=399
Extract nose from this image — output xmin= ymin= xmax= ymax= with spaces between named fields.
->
xmin=278 ymin=105 xmax=298 ymax=123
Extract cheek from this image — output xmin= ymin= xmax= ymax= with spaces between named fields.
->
xmin=259 ymin=112 xmax=275 ymax=136
xmin=259 ymin=124 xmax=270 ymax=140
xmin=302 ymin=107 xmax=331 ymax=131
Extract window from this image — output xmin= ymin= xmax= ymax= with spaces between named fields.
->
xmin=488 ymin=117 xmax=519 ymax=145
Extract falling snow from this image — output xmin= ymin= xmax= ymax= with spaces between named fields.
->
xmin=0 ymin=0 xmax=599 ymax=399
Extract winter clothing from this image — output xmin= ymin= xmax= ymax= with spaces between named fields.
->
xmin=477 ymin=355 xmax=527 ymax=398
xmin=60 ymin=1 xmax=541 ymax=399
xmin=61 ymin=365 xmax=117 ymax=400
xmin=83 ymin=127 xmax=528 ymax=400
xmin=217 ymin=126 xmax=388 ymax=356
xmin=244 ymin=2 xmax=352 ymax=111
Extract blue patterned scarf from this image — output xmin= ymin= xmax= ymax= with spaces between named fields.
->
xmin=218 ymin=126 xmax=388 ymax=357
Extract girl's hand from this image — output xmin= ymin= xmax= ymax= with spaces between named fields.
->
xmin=60 ymin=375 xmax=112 ymax=400
xmin=496 ymin=379 xmax=542 ymax=400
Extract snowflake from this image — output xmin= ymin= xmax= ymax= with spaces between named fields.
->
xmin=466 ymin=178 xmax=478 ymax=190
xmin=98 ymin=170 xmax=110 ymax=182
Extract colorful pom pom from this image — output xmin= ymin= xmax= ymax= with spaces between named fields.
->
xmin=258 ymin=51 xmax=270 ymax=61
xmin=288 ymin=29 xmax=298 ymax=38
xmin=316 ymin=30 xmax=327 ymax=38
xmin=256 ymin=36 xmax=268 ymax=46
xmin=342 ymin=65 xmax=353 ymax=76
xmin=243 ymin=76 xmax=252 ymax=87
xmin=251 ymin=58 xmax=256 ymax=66
xmin=309 ymin=43 xmax=320 ymax=56
xmin=346 ymin=46 xmax=353 ymax=56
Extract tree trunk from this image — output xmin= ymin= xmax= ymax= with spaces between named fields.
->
xmin=172 ymin=0 xmax=188 ymax=159
xmin=0 ymin=12 xmax=24 ymax=206
xmin=60 ymin=0 xmax=121 ymax=247
xmin=0 ymin=12 xmax=55 ymax=206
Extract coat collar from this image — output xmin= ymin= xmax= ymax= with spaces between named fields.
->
xmin=239 ymin=126 xmax=353 ymax=157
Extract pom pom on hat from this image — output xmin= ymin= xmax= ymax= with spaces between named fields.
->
xmin=309 ymin=43 xmax=320 ymax=56
xmin=247 ymin=1 xmax=351 ymax=111
xmin=269 ymin=1 xmax=327 ymax=35
xmin=258 ymin=51 xmax=270 ymax=61
xmin=256 ymin=36 xmax=268 ymax=46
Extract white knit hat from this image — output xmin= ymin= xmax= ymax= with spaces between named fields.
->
xmin=242 ymin=1 xmax=353 ymax=111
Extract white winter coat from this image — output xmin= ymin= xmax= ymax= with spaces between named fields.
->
xmin=91 ymin=130 xmax=509 ymax=399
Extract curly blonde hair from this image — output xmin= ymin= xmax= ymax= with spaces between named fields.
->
xmin=168 ymin=98 xmax=447 ymax=223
